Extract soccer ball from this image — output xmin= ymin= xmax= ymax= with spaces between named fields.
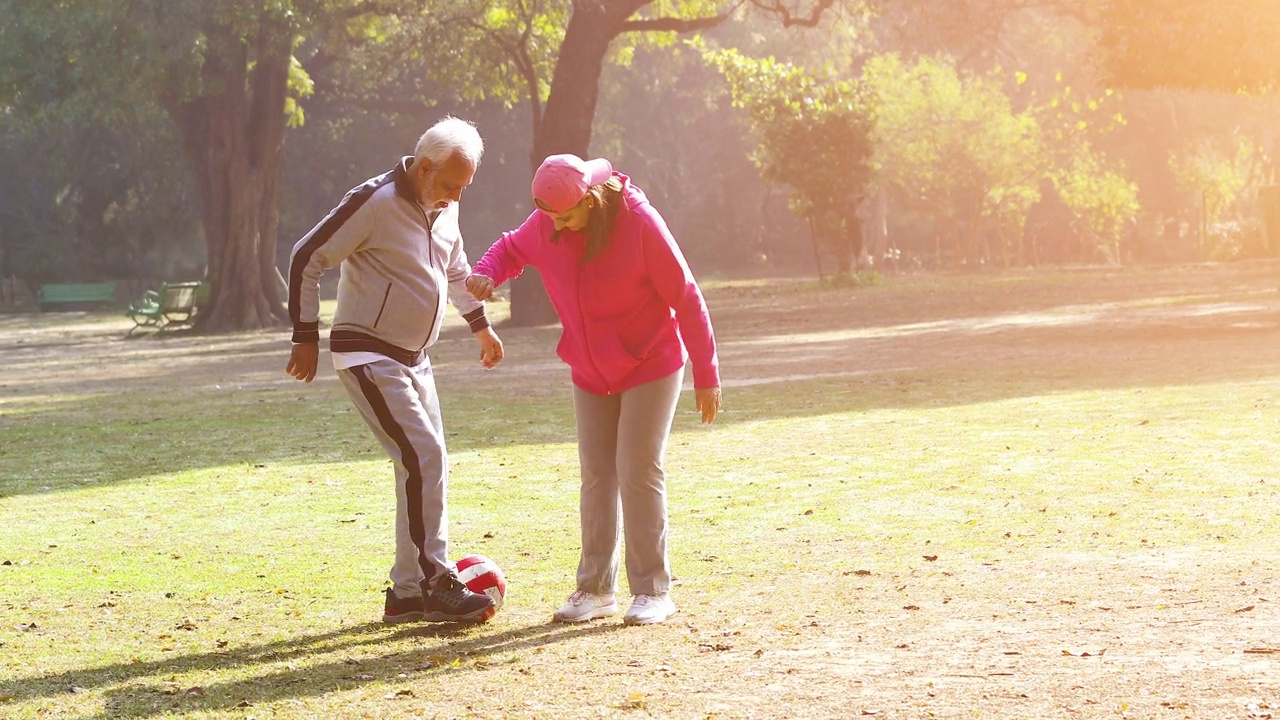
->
xmin=456 ymin=554 xmax=507 ymax=614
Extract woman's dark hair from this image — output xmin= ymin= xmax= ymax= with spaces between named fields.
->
xmin=580 ymin=176 xmax=624 ymax=262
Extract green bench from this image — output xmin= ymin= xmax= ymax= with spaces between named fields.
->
xmin=126 ymin=281 xmax=204 ymax=333
xmin=37 ymin=282 xmax=118 ymax=312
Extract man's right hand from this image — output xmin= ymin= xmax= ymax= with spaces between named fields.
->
xmin=286 ymin=342 xmax=319 ymax=383
xmin=466 ymin=274 xmax=495 ymax=301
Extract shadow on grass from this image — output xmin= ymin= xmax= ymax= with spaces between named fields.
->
xmin=3 ymin=618 xmax=624 ymax=719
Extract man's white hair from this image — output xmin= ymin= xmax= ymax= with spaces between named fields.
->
xmin=414 ymin=116 xmax=483 ymax=168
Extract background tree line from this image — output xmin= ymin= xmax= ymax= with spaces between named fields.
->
xmin=0 ymin=0 xmax=1276 ymax=331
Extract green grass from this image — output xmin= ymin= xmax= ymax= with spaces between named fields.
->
xmin=2 ymin=265 xmax=1279 ymax=719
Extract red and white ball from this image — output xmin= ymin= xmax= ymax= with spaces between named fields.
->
xmin=456 ymin=554 xmax=507 ymax=614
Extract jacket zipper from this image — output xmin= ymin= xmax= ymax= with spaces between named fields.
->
xmin=576 ymin=261 xmax=611 ymax=395
xmin=414 ymin=204 xmax=444 ymax=349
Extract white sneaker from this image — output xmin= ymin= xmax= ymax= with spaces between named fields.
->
xmin=552 ymin=590 xmax=618 ymax=622
xmin=623 ymin=594 xmax=675 ymax=626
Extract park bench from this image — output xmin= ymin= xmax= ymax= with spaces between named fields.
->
xmin=126 ymin=281 xmax=203 ymax=333
xmin=37 ymin=282 xmax=118 ymax=312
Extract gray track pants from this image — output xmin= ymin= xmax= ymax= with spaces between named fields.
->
xmin=338 ymin=357 xmax=451 ymax=598
xmin=572 ymin=369 xmax=683 ymax=597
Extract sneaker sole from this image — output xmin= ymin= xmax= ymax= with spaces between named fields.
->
xmin=623 ymin=608 xmax=676 ymax=626
xmin=553 ymin=604 xmax=619 ymax=623
xmin=422 ymin=606 xmax=496 ymax=624
xmin=382 ymin=610 xmax=425 ymax=624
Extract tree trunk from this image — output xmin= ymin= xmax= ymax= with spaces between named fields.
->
xmin=509 ymin=0 xmax=643 ymax=327
xmin=806 ymin=213 xmax=826 ymax=281
xmin=167 ymin=18 xmax=291 ymax=333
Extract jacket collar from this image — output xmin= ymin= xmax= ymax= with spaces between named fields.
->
xmin=393 ymin=156 xmax=418 ymax=206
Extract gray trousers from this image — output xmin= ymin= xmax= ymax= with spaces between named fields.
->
xmin=338 ymin=358 xmax=451 ymax=598
xmin=572 ymin=369 xmax=683 ymax=597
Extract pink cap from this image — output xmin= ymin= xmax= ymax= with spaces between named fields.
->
xmin=532 ymin=154 xmax=614 ymax=214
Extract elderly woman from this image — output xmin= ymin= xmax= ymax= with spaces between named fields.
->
xmin=467 ymin=154 xmax=721 ymax=625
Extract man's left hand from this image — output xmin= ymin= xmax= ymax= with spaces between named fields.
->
xmin=475 ymin=326 xmax=504 ymax=369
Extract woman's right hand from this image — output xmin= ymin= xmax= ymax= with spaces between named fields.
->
xmin=466 ymin=274 xmax=495 ymax=301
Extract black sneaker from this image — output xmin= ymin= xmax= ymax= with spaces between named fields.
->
xmin=423 ymin=574 xmax=496 ymax=623
xmin=382 ymin=588 xmax=425 ymax=624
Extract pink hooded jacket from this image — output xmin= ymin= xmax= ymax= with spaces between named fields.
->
xmin=472 ymin=174 xmax=719 ymax=396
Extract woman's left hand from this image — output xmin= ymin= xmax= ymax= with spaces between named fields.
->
xmin=695 ymin=386 xmax=721 ymax=425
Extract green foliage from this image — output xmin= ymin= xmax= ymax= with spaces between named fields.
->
xmin=861 ymin=54 xmax=1043 ymax=255
xmin=284 ymin=55 xmax=315 ymax=128
xmin=703 ymin=43 xmax=875 ymax=273
xmin=1169 ymin=137 xmax=1258 ymax=227
xmin=1054 ymin=153 xmax=1140 ymax=261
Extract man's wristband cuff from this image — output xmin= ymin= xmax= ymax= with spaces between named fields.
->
xmin=463 ymin=308 xmax=490 ymax=333
xmin=292 ymin=323 xmax=320 ymax=344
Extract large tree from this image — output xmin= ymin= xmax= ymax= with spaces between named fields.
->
xmin=0 ymin=0 xmax=409 ymax=332
xmin=426 ymin=0 xmax=849 ymax=325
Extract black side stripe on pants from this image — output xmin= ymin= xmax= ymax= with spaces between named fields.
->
xmin=351 ymin=364 xmax=432 ymax=586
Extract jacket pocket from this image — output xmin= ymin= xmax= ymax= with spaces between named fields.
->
xmin=372 ymin=282 xmax=393 ymax=328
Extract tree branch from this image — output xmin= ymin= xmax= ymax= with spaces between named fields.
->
xmin=619 ymin=2 xmax=746 ymax=33
xmin=748 ymin=0 xmax=837 ymax=28
xmin=331 ymin=0 xmax=416 ymax=23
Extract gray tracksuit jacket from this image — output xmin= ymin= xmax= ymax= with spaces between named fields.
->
xmin=288 ymin=157 xmax=488 ymax=366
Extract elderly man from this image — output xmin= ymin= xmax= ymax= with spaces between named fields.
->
xmin=286 ymin=116 xmax=503 ymax=624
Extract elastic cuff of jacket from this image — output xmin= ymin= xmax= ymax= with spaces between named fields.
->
xmin=292 ymin=323 xmax=320 ymax=344
xmin=463 ymin=308 xmax=490 ymax=333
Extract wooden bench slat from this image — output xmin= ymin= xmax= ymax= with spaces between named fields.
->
xmin=37 ymin=282 xmax=117 ymax=311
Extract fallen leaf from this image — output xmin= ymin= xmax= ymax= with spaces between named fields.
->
xmin=922 ymin=555 xmax=938 ymax=562
xmin=186 ymin=687 xmax=205 ymax=697
xmin=1062 ymin=648 xmax=1106 ymax=657
xmin=0 ymin=693 xmax=14 ymax=701
xmin=69 ymin=686 xmax=90 ymax=694
xmin=1235 ymin=605 xmax=1256 ymax=613
xmin=384 ymin=689 xmax=414 ymax=699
